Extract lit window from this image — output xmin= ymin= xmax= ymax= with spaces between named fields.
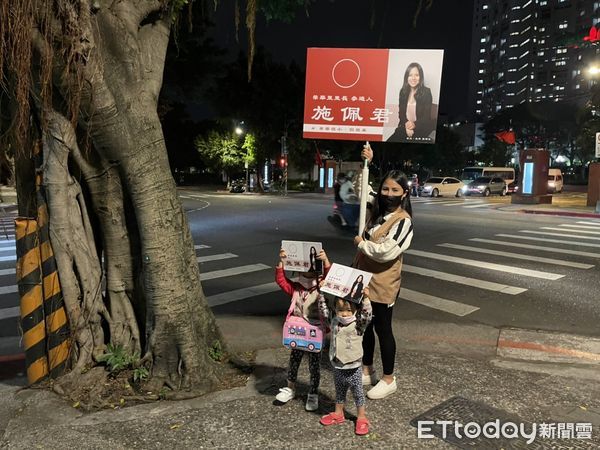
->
xmin=479 ymin=59 xmax=485 ymax=63
xmin=555 ymin=61 xmax=566 ymax=66
xmin=476 ymin=109 xmax=482 ymax=114
xmin=537 ymin=51 xmax=545 ymax=56
xmin=479 ymin=69 xmax=485 ymax=74
xmin=539 ymin=27 xmax=545 ymax=32
xmin=478 ymin=79 xmax=484 ymax=84
xmin=575 ymin=84 xmax=580 ymax=89
xmin=480 ymin=48 xmax=486 ymax=53
xmin=483 ymin=4 xmax=489 ymax=9
xmin=558 ymin=22 xmax=568 ymax=30
xmin=476 ymin=100 xmax=482 ymax=104
xmin=535 ymin=88 xmax=542 ymax=92
xmin=540 ymin=0 xmax=547 ymax=5
xmin=480 ymin=37 xmax=487 ymax=43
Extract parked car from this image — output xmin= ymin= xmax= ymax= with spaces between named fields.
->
xmin=547 ymin=168 xmax=563 ymax=193
xmin=419 ymin=177 xmax=465 ymax=197
xmin=506 ymin=181 xmax=519 ymax=194
xmin=465 ymin=176 xmax=507 ymax=196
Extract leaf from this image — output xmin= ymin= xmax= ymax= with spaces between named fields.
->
xmin=72 ymin=401 xmax=80 ymax=408
xmin=170 ymin=423 xmax=183 ymax=430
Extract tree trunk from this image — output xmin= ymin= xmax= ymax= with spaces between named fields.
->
xmin=7 ymin=0 xmax=224 ymax=394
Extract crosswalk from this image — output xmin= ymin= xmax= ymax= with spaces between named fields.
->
xmin=0 ymin=207 xmax=599 ymax=330
xmin=411 ymin=197 xmax=499 ymax=210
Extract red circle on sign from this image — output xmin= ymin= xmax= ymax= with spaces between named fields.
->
xmin=332 ymin=59 xmax=361 ymax=89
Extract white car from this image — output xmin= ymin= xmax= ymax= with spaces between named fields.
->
xmin=420 ymin=177 xmax=465 ymax=198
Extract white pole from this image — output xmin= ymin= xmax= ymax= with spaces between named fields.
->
xmin=358 ymin=141 xmax=371 ymax=236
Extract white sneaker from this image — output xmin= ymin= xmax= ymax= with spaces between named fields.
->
xmin=366 ymin=377 xmax=397 ymax=400
xmin=275 ymin=387 xmax=295 ymax=403
xmin=362 ymin=371 xmax=377 ymax=386
xmin=305 ymin=393 xmax=319 ymax=411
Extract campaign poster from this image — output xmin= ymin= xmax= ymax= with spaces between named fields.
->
xmin=320 ymin=263 xmax=373 ymax=304
xmin=303 ymin=48 xmax=444 ymax=144
xmin=281 ymin=240 xmax=323 ymax=273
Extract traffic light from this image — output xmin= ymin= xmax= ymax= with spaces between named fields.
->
xmin=279 ymin=157 xmax=286 ymax=167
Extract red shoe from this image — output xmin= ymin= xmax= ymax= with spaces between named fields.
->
xmin=319 ymin=412 xmax=345 ymax=426
xmin=355 ymin=418 xmax=370 ymax=435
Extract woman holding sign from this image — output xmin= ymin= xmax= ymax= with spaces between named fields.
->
xmin=353 ymin=144 xmax=414 ymax=400
xmin=387 ymin=62 xmax=434 ymax=142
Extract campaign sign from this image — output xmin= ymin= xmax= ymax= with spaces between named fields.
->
xmin=303 ymin=48 xmax=444 ymax=144
xmin=320 ymin=263 xmax=373 ymax=304
xmin=281 ymin=241 xmax=323 ymax=273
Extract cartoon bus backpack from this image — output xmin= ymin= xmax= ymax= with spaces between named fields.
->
xmin=282 ymin=293 xmax=323 ymax=353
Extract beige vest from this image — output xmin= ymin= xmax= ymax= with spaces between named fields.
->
xmin=353 ymin=210 xmax=410 ymax=304
xmin=332 ymin=320 xmax=363 ymax=364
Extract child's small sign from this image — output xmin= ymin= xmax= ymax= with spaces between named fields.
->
xmin=281 ymin=241 xmax=323 ymax=273
xmin=321 ymin=263 xmax=373 ymax=304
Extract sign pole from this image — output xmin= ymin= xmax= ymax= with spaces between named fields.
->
xmin=358 ymin=141 xmax=371 ymax=236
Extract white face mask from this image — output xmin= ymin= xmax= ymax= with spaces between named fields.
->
xmin=298 ymin=275 xmax=317 ymax=289
xmin=337 ymin=315 xmax=356 ymax=325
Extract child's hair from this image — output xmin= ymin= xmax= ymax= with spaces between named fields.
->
xmin=335 ymin=298 xmax=358 ymax=314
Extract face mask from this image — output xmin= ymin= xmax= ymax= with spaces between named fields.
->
xmin=380 ymin=194 xmax=404 ymax=211
xmin=337 ymin=315 xmax=356 ymax=325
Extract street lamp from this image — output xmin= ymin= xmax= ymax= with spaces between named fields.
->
xmin=234 ymin=121 xmax=249 ymax=192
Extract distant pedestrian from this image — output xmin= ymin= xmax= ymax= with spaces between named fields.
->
xmin=339 ymin=171 xmax=360 ymax=228
xmin=275 ymin=247 xmax=331 ymax=411
xmin=318 ymin=287 xmax=373 ymax=435
xmin=353 ymin=144 xmax=414 ymax=400
xmin=332 ymin=173 xmax=348 ymax=226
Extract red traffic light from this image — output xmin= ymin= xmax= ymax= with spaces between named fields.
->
xmin=279 ymin=158 xmax=286 ymax=167
xmin=584 ymin=26 xmax=599 ymax=43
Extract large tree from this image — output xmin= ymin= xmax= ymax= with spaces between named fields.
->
xmin=0 ymin=0 xmax=435 ymax=398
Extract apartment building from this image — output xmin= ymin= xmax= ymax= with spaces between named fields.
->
xmin=469 ymin=0 xmax=599 ymax=120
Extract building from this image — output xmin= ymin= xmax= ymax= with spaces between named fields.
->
xmin=469 ymin=0 xmax=600 ymax=120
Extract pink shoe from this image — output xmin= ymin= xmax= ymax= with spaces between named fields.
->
xmin=319 ymin=412 xmax=345 ymax=426
xmin=355 ymin=418 xmax=370 ymax=435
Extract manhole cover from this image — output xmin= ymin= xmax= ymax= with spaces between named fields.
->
xmin=409 ymin=396 xmax=592 ymax=449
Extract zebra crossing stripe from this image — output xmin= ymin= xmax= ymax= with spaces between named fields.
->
xmin=0 ymin=246 xmax=15 ymax=252
xmin=197 ymin=253 xmax=238 ymax=263
xmin=201 ymin=264 xmax=270 ymax=281
xmin=405 ymin=249 xmax=564 ymax=280
xmin=442 ymin=201 xmax=470 ymax=207
xmin=421 ymin=200 xmax=464 ymax=205
xmin=206 ymin=282 xmax=280 ymax=307
xmin=558 ymin=224 xmax=600 ymax=230
xmin=398 ymin=288 xmax=480 ymax=317
xmin=403 ymin=264 xmax=527 ymax=295
xmin=470 ymin=238 xmax=600 ymax=259
xmin=0 ymin=268 xmax=16 ymax=276
xmin=540 ymin=227 xmax=600 ymax=235
xmin=0 ymin=306 xmax=19 ymax=320
xmin=576 ymin=221 xmax=600 ymax=226
xmin=462 ymin=203 xmax=491 ymax=208
xmin=0 ymin=255 xmax=16 ymax=262
xmin=194 ymin=244 xmax=210 ymax=249
xmin=496 ymin=233 xmax=600 ymax=248
xmin=519 ymin=230 xmax=600 ymax=241
xmin=437 ymin=243 xmax=594 ymax=269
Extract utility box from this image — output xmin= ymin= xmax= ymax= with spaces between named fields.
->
xmin=511 ymin=148 xmax=552 ymax=204
xmin=587 ymin=162 xmax=600 ymax=208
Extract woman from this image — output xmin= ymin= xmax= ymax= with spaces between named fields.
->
xmin=352 ymin=145 xmax=414 ymax=400
xmin=388 ymin=62 xmax=433 ymax=142
xmin=344 ymin=274 xmax=364 ymax=304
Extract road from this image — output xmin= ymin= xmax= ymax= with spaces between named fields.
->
xmin=1 ymin=189 xmax=599 ymax=375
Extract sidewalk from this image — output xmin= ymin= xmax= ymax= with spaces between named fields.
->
xmin=496 ymin=192 xmax=599 ymax=218
xmin=2 ymin=316 xmax=600 ymax=449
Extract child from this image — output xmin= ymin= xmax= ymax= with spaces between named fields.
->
xmin=275 ymin=248 xmax=331 ymax=411
xmin=318 ymin=288 xmax=373 ymax=435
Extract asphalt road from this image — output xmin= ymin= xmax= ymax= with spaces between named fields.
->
xmin=1 ymin=188 xmax=599 ymax=366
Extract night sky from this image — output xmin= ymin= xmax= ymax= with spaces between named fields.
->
xmin=210 ymin=0 xmax=475 ymax=118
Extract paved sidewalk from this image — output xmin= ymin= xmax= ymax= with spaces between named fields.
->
xmin=2 ymin=314 xmax=600 ymax=449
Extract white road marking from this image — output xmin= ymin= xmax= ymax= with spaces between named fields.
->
xmin=0 ymin=285 xmax=17 ymax=295
xmin=0 ymin=255 xmax=15 ymax=262
xmin=0 ymin=246 xmax=15 ymax=253
xmin=462 ymin=202 xmax=492 ymax=208
xmin=206 ymin=282 xmax=280 ymax=307
xmin=0 ymin=240 xmax=15 ymax=245
xmin=0 ymin=269 xmax=15 ymax=276
xmin=442 ymin=201 xmax=471 ymax=207
xmin=438 ymin=243 xmax=594 ymax=269
xmin=0 ymin=306 xmax=19 ymax=320
xmin=403 ymin=264 xmax=527 ymax=295
xmin=197 ymin=253 xmax=238 ymax=263
xmin=398 ymin=288 xmax=480 ymax=317
xmin=558 ymin=224 xmax=600 ymax=230
xmin=421 ymin=200 xmax=464 ymax=205
xmin=540 ymin=227 xmax=600 ymax=235
xmin=471 ymin=238 xmax=600 ymax=259
xmin=519 ymin=230 xmax=600 ymax=241
xmin=201 ymin=264 xmax=270 ymax=281
xmin=405 ymin=249 xmax=564 ymax=280
xmin=194 ymin=245 xmax=210 ymax=249
xmin=576 ymin=221 xmax=600 ymax=226
xmin=496 ymin=233 xmax=600 ymax=248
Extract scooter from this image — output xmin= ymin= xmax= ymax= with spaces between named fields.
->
xmin=229 ymin=179 xmax=246 ymax=193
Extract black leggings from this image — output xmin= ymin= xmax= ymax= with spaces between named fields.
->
xmin=362 ymin=302 xmax=395 ymax=375
xmin=287 ymin=349 xmax=321 ymax=394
